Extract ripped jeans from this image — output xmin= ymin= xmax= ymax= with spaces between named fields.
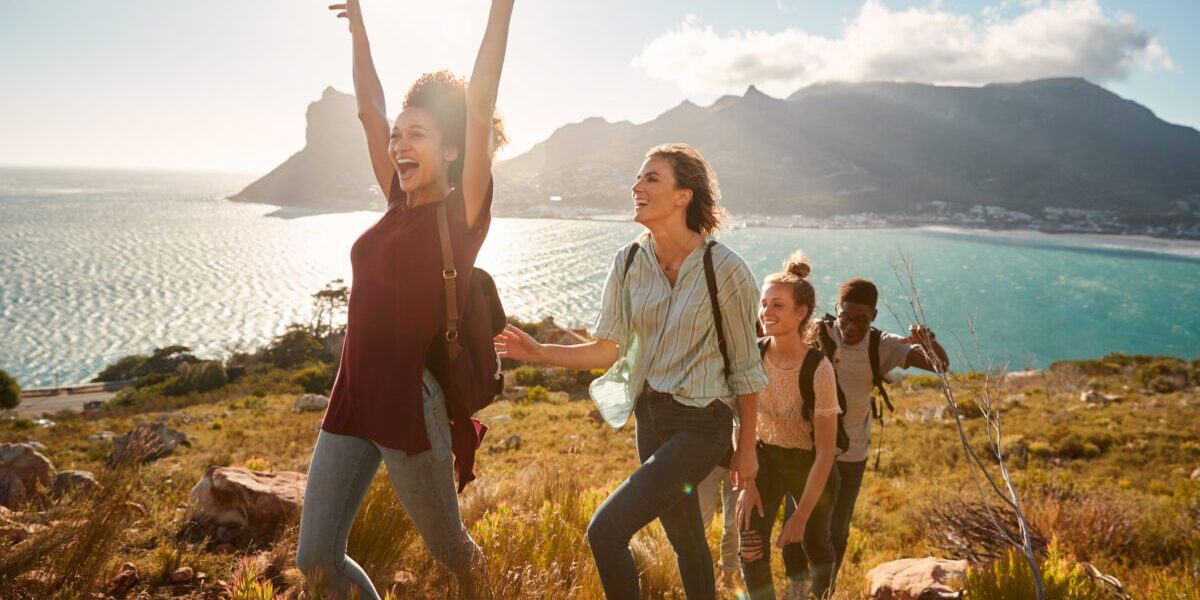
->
xmin=739 ymin=442 xmax=839 ymax=599
xmin=296 ymin=371 xmax=483 ymax=599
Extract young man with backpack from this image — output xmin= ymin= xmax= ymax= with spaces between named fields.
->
xmin=794 ymin=277 xmax=949 ymax=581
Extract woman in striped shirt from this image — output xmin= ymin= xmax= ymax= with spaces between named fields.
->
xmin=495 ymin=143 xmax=767 ymax=599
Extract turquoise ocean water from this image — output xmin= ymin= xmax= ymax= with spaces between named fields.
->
xmin=2 ymin=167 xmax=1199 ymax=387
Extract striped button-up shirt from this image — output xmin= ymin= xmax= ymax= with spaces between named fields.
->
xmin=589 ymin=235 xmax=768 ymax=429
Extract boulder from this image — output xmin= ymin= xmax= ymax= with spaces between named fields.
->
xmin=183 ymin=467 xmax=306 ymax=547
xmin=1190 ymin=467 xmax=1200 ymax=481
xmin=110 ymin=422 xmax=191 ymax=465
xmin=0 ymin=443 xmax=55 ymax=508
xmin=1003 ymin=370 xmax=1041 ymax=385
xmin=105 ymin=562 xmax=140 ymax=597
xmin=52 ymin=470 xmax=99 ymax=499
xmin=501 ymin=385 xmax=527 ymax=401
xmin=867 ymin=557 xmax=968 ymax=600
xmin=488 ymin=434 xmax=522 ymax=453
xmin=292 ymin=394 xmax=329 ymax=413
xmin=1080 ymin=390 xmax=1122 ymax=405
xmin=170 ymin=566 xmax=195 ymax=583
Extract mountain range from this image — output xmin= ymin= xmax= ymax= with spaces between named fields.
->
xmin=232 ymin=79 xmax=1200 ymax=231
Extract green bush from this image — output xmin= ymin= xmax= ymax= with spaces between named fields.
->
xmin=260 ymin=326 xmax=325 ymax=369
xmin=964 ymin=547 xmax=1103 ymax=600
xmin=1029 ymin=440 xmax=1053 ymax=459
xmin=956 ymin=397 xmax=984 ymax=419
xmin=292 ymin=364 xmax=334 ymax=395
xmin=1137 ymin=358 xmax=1190 ymax=393
xmin=91 ymin=355 xmax=148 ymax=382
xmin=512 ymin=366 xmax=545 ymax=387
xmin=0 ymin=368 xmax=20 ymax=410
xmin=521 ymin=385 xmax=550 ymax=404
xmin=161 ymin=361 xmax=228 ymax=397
xmin=905 ymin=373 xmax=942 ymax=389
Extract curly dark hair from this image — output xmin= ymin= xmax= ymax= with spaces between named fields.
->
xmin=403 ymin=70 xmax=508 ymax=184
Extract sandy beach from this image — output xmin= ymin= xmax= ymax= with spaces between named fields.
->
xmin=918 ymin=225 xmax=1200 ymax=260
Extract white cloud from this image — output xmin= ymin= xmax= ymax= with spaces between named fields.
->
xmin=632 ymin=0 xmax=1173 ymax=97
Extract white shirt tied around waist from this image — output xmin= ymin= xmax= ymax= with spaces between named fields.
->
xmin=589 ymin=236 xmax=768 ymax=429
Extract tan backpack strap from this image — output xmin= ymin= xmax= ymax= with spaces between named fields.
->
xmin=436 ymin=202 xmax=462 ymax=362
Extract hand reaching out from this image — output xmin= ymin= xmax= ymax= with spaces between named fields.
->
xmin=494 ymin=324 xmax=544 ymax=363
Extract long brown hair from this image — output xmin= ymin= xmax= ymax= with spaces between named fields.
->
xmin=404 ymin=70 xmax=508 ymax=185
xmin=764 ymin=250 xmax=817 ymax=341
xmin=645 ymin=143 xmax=726 ymax=236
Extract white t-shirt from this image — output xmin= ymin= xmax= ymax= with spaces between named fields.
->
xmin=823 ymin=322 xmax=913 ymax=462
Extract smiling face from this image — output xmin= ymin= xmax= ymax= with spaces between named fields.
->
xmin=760 ymin=282 xmax=810 ymax=337
xmin=836 ymin=300 xmax=877 ymax=345
xmin=631 ymin=156 xmax=692 ymax=227
xmin=389 ymin=107 xmax=458 ymax=194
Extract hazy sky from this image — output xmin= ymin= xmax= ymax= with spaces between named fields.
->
xmin=1 ymin=0 xmax=1196 ymax=173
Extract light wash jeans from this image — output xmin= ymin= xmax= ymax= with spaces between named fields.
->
xmin=697 ymin=465 xmax=739 ymax=575
xmin=296 ymin=371 xmax=483 ymax=599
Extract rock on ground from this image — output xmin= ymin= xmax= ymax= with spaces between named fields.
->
xmin=183 ymin=467 xmax=306 ymax=547
xmin=293 ymin=394 xmax=329 ymax=412
xmin=52 ymin=470 xmax=99 ymax=499
xmin=0 ymin=443 xmax=55 ymax=509
xmin=867 ymin=557 xmax=968 ymax=600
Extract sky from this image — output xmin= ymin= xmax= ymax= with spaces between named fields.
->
xmin=1 ymin=0 xmax=1197 ymax=174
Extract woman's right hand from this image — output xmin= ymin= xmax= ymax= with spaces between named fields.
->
xmin=736 ymin=483 xmax=763 ymax=532
xmin=328 ymin=0 xmax=364 ymax=33
xmin=494 ymin=324 xmax=544 ymax=363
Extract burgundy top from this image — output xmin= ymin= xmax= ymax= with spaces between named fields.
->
xmin=323 ymin=172 xmax=492 ymax=484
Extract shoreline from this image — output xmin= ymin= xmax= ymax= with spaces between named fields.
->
xmin=916 ymin=225 xmax=1200 ymax=260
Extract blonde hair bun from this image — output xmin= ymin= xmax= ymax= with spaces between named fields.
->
xmin=783 ymin=251 xmax=811 ymax=280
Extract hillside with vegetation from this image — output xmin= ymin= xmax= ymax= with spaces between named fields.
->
xmin=1 ymin=299 xmax=1197 ymax=598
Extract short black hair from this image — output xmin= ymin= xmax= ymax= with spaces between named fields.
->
xmin=838 ymin=278 xmax=878 ymax=308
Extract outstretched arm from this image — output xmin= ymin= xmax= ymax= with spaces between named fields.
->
xmin=494 ymin=324 xmax=617 ymax=371
xmin=331 ymin=1 xmax=396 ymax=199
xmin=463 ymin=0 xmax=516 ymax=229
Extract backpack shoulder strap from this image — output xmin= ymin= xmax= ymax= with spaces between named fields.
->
xmin=435 ymin=203 xmax=461 ymax=362
xmin=868 ymin=328 xmax=894 ymax=416
xmin=702 ymin=241 xmax=731 ymax=377
xmin=798 ymin=347 xmax=823 ymax=425
xmin=622 ymin=241 xmax=641 ymax=278
xmin=816 ymin=314 xmax=838 ymax=361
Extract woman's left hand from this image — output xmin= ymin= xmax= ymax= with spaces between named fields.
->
xmin=776 ymin=512 xmax=807 ymax=548
xmin=730 ymin=446 xmax=758 ymax=491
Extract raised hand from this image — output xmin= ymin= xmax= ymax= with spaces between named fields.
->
xmin=494 ymin=324 xmax=544 ymax=363
xmin=328 ymin=1 xmax=364 ymax=33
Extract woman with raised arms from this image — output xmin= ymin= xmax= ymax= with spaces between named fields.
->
xmin=496 ymin=143 xmax=767 ymax=599
xmin=295 ymin=1 xmax=515 ymax=598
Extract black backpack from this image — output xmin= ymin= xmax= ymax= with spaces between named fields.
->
xmin=814 ymin=314 xmax=894 ymax=468
xmin=757 ymin=338 xmax=851 ymax=453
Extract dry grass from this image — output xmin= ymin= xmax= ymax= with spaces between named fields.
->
xmin=1 ymin=364 xmax=1198 ymax=598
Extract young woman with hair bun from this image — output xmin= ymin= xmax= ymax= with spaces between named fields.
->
xmin=737 ymin=251 xmax=841 ymax=600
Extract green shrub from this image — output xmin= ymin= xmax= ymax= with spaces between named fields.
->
xmin=956 ymin=397 xmax=984 ymax=418
xmin=512 ymin=366 xmax=545 ymax=387
xmin=161 ymin=361 xmax=227 ymax=397
xmin=291 ymin=363 xmax=334 ymax=395
xmin=0 ymin=368 xmax=20 ymax=410
xmin=1055 ymin=433 xmax=1090 ymax=460
xmin=91 ymin=354 xmax=147 ymax=382
xmin=964 ymin=547 xmax=1103 ymax=600
xmin=905 ymin=373 xmax=942 ymax=389
xmin=1029 ymin=441 xmax=1053 ymax=459
xmin=260 ymin=325 xmax=324 ymax=369
xmin=522 ymin=385 xmax=550 ymax=404
xmin=1137 ymin=358 xmax=1190 ymax=393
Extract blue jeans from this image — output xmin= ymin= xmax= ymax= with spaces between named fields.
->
xmin=296 ymin=371 xmax=483 ymax=599
xmin=587 ymin=388 xmax=734 ymax=600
